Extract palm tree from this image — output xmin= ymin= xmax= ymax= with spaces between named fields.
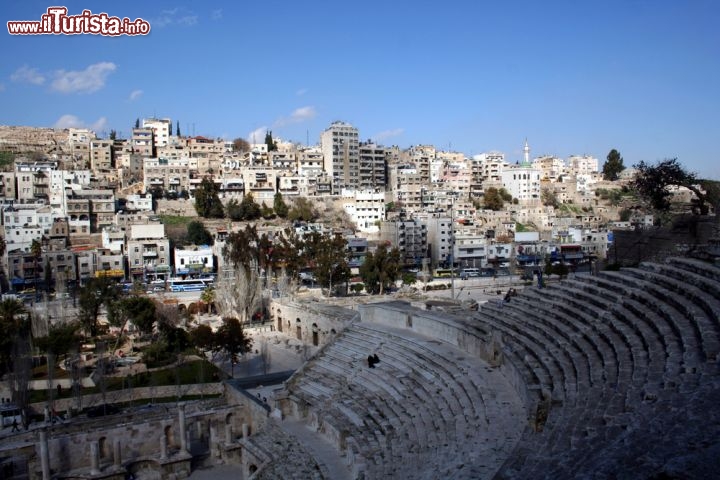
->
xmin=200 ymin=286 xmax=215 ymax=314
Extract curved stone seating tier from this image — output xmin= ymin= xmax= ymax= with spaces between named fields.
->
xmin=490 ymin=262 xmax=720 ymax=479
xmin=267 ymin=257 xmax=720 ymax=479
xmin=284 ymin=321 xmax=526 ymax=479
xmin=598 ymin=269 xmax=718 ymax=363
xmin=666 ymin=257 xmax=720 ymax=283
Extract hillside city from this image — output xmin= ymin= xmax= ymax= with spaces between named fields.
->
xmin=0 ymin=118 xmax=705 ymax=298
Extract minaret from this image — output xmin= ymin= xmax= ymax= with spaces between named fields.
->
xmin=523 ymin=138 xmax=530 ymax=165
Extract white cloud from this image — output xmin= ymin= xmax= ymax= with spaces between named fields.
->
xmin=373 ymin=128 xmax=405 ymax=142
xmin=10 ymin=65 xmax=45 ymax=85
xmin=274 ymin=106 xmax=317 ymax=127
xmin=247 ymin=126 xmax=268 ymax=144
xmin=211 ymin=9 xmax=223 ymax=20
xmin=128 ymin=89 xmax=143 ymax=101
xmin=54 ymin=114 xmax=108 ymax=133
xmin=51 ymin=62 xmax=116 ymax=94
xmin=155 ymin=8 xmax=198 ymax=27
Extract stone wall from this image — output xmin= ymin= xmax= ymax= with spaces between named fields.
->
xmin=269 ymin=298 xmax=357 ymax=348
xmin=30 ymin=383 xmax=223 ymax=415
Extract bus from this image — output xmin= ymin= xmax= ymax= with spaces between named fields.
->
xmin=0 ymin=403 xmax=21 ymax=427
xmin=168 ymin=278 xmax=214 ymax=292
xmin=434 ymin=268 xmax=458 ymax=278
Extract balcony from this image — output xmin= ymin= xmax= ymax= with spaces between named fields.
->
xmin=142 ymin=250 xmax=158 ymax=257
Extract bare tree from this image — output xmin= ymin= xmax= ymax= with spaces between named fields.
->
xmin=215 ymin=265 xmax=262 ymax=324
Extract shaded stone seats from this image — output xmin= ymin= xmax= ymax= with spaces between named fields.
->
xmin=632 ymin=263 xmax=720 ymax=358
xmin=496 ymin=261 xmax=720 ymax=479
xmin=484 ymin=296 xmax=598 ymax=399
xmin=570 ymin=273 xmax=689 ymax=379
xmin=597 ymin=269 xmax=718 ymax=365
xmin=475 ymin=303 xmax=571 ymax=403
xmin=243 ymin=421 xmax=325 ymax=480
xmin=667 ymin=256 xmax=720 ymax=283
xmin=521 ymin=285 xmax=643 ymax=390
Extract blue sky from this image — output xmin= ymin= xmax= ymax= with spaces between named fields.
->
xmin=1 ymin=0 xmax=718 ymax=178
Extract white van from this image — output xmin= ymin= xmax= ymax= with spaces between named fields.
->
xmin=460 ymin=268 xmax=480 ymax=279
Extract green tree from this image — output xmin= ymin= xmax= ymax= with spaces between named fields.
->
xmin=631 ymin=158 xmax=709 ymax=215
xmin=232 ymin=137 xmax=250 ymax=153
xmin=135 ymin=118 xmax=140 ymax=129
xmin=200 ymin=286 xmax=215 ymax=314
xmin=0 ymin=299 xmax=28 ymax=376
xmin=113 ymin=296 xmax=156 ymax=336
xmin=260 ymin=202 xmax=275 ymax=220
xmin=176 ymin=120 xmax=181 ymax=137
xmin=541 ymin=188 xmax=559 ymax=208
xmin=603 ymin=149 xmax=625 ymax=181
xmin=312 ymin=233 xmax=350 ymax=295
xmin=359 ymin=244 xmax=402 ymax=294
xmin=109 ymin=129 xmax=117 ymax=140
xmin=194 ymin=177 xmax=224 ymax=218
xmin=237 ymin=193 xmax=261 ymax=220
xmin=190 ymin=324 xmax=216 ymax=354
xmin=78 ymin=277 xmax=121 ymax=337
xmin=265 ymin=131 xmax=278 ymax=152
xmin=35 ymin=322 xmax=81 ymax=363
xmin=216 ymin=317 xmax=253 ymax=377
xmin=273 ymin=192 xmax=289 ymax=219
xmin=288 ymin=197 xmax=318 ymax=222
xmin=187 ymin=220 xmax=214 ymax=246
xmin=30 ymin=239 xmax=42 ymax=291
xmin=499 ymin=188 xmax=512 ymax=202
xmin=483 ymin=187 xmax=504 ymax=211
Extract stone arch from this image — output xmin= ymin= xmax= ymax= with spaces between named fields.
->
xmin=311 ymin=323 xmax=319 ymax=347
xmin=225 ymin=412 xmax=234 ymax=425
xmin=248 ymin=464 xmax=258 ymax=474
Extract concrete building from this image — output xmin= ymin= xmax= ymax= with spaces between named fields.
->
xmin=379 ymin=218 xmax=427 ymax=267
xmin=501 ymin=165 xmax=542 ymax=204
xmin=174 ymin=245 xmax=214 ymax=277
xmin=568 ymin=155 xmax=599 ymax=176
xmin=127 ymin=223 xmax=171 ymax=282
xmin=143 ymin=118 xmax=172 ymax=148
xmin=342 ymin=190 xmax=386 ymax=233
xmin=131 ymin=127 xmax=154 ymax=157
xmin=358 ymin=143 xmax=387 ymax=190
xmin=90 ymin=139 xmax=114 ymax=170
xmin=321 ymin=121 xmax=360 ymax=191
xmin=424 ymin=216 xmax=454 ymax=267
xmin=143 ymin=157 xmax=190 ymax=194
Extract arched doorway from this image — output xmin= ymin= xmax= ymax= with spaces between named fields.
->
xmin=311 ymin=323 xmax=319 ymax=346
xmin=296 ymin=318 xmax=302 ymax=340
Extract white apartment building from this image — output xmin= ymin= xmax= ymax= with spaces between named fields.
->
xmin=501 ymin=165 xmax=542 ymax=204
xmin=342 ymin=189 xmax=385 ymax=233
xmin=321 ymin=121 xmax=359 ymax=192
xmin=424 ymin=216 xmax=454 ymax=267
xmin=568 ymin=155 xmax=599 ymax=176
xmin=174 ymin=245 xmax=214 ymax=277
xmin=297 ymin=148 xmax=324 ymax=179
xmin=124 ymin=193 xmax=153 ymax=212
xmin=143 ymin=157 xmax=190 ymax=193
xmin=143 ymin=118 xmax=172 ymax=148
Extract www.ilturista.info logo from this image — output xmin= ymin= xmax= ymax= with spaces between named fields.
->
xmin=7 ymin=7 xmax=151 ymax=36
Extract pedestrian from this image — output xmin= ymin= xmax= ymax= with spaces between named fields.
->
xmin=11 ymin=418 xmax=19 ymax=432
